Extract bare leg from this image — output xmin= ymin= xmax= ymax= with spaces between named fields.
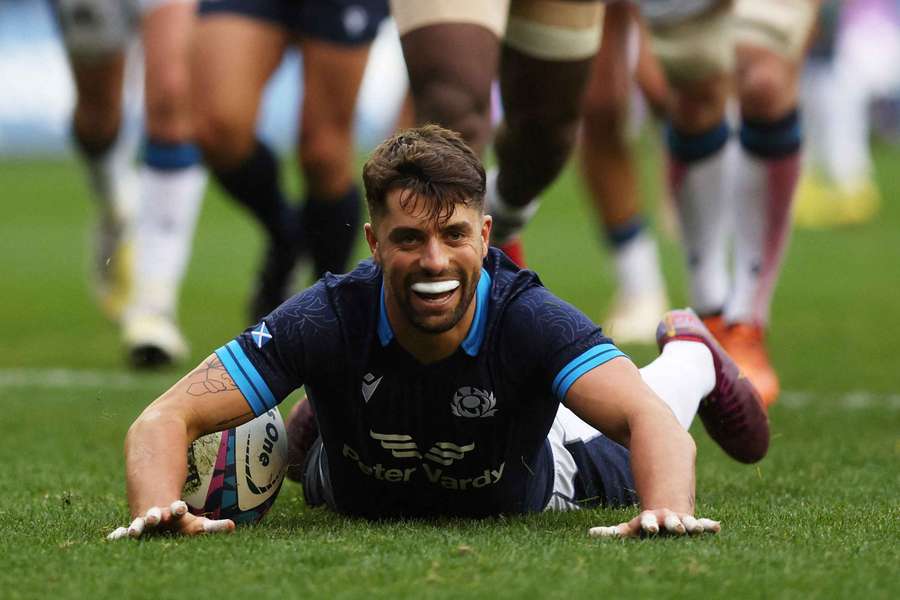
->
xmin=581 ymin=4 xmax=668 ymax=343
xmin=297 ymin=38 xmax=371 ymax=277
xmin=722 ymin=44 xmax=806 ymax=407
xmin=399 ymin=23 xmax=499 ymax=155
xmin=124 ymin=2 xmax=208 ymax=368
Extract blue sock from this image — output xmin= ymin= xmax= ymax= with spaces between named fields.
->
xmin=143 ymin=139 xmax=202 ymax=171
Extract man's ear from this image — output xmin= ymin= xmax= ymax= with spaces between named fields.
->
xmin=364 ymin=223 xmax=380 ymax=264
xmin=481 ymin=215 xmax=492 ymax=259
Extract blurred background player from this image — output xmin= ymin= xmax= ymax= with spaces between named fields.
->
xmin=191 ymin=0 xmax=391 ymax=321
xmin=52 ymin=0 xmax=208 ymax=369
xmin=390 ymin=0 xmax=605 ymax=267
xmin=641 ymin=0 xmax=819 ymax=407
xmin=52 ymin=0 xmax=141 ymax=321
xmin=795 ymin=0 xmax=900 ymax=228
xmin=579 ymin=2 xmax=670 ymax=344
xmin=124 ymin=0 xmax=206 ymax=368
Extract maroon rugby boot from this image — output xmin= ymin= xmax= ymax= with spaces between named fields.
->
xmin=656 ymin=309 xmax=770 ymax=464
xmin=285 ymin=397 xmax=319 ymax=482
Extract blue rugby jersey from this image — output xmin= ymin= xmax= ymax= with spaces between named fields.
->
xmin=215 ymin=248 xmax=625 ymax=518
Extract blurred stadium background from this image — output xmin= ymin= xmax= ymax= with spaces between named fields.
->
xmin=0 ymin=0 xmax=409 ymax=157
xmin=1 ymin=1 xmax=899 ymax=597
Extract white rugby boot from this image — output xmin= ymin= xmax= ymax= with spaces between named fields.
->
xmin=603 ymin=288 xmax=670 ymax=345
xmin=122 ymin=311 xmax=188 ymax=369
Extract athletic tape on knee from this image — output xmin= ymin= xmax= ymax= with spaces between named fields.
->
xmin=505 ymin=0 xmax=603 ymax=61
xmin=734 ymin=0 xmax=817 ymax=59
xmin=390 ymin=0 xmax=508 ymax=38
xmin=505 ymin=19 xmax=602 ymax=60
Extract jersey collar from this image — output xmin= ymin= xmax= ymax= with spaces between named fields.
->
xmin=378 ymin=268 xmax=491 ymax=356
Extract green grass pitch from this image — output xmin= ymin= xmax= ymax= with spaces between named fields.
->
xmin=0 ymin=140 xmax=898 ymax=599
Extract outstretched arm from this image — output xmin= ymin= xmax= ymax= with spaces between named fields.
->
xmin=110 ymin=354 xmax=256 ymax=538
xmin=564 ymin=357 xmax=718 ymax=537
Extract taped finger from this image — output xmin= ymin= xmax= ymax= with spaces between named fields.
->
xmin=697 ymin=518 xmax=721 ymax=533
xmin=144 ymin=507 xmax=162 ymax=527
xmin=640 ymin=513 xmax=660 ymax=534
xmin=681 ymin=515 xmax=703 ymax=534
xmin=202 ymin=519 xmax=234 ymax=534
xmin=588 ymin=525 xmax=621 ymax=538
xmin=170 ymin=500 xmax=188 ymax=518
xmin=663 ymin=513 xmax=686 ymax=535
xmin=127 ymin=517 xmax=145 ymax=538
xmin=107 ymin=527 xmax=129 ymax=541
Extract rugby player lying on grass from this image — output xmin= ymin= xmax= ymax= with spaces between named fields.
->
xmin=110 ymin=125 xmax=769 ymax=540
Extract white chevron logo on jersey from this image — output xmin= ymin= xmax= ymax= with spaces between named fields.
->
xmin=361 ymin=372 xmax=383 ymax=403
xmin=369 ymin=431 xmax=476 ymax=466
xmin=370 ymin=431 xmax=422 ymax=458
xmin=424 ymin=441 xmax=476 ymax=466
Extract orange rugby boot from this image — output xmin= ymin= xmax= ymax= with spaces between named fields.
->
xmin=700 ymin=313 xmax=727 ymax=343
xmin=721 ymin=323 xmax=780 ymax=409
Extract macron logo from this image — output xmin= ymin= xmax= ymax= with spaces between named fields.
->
xmin=362 ymin=372 xmax=383 ymax=403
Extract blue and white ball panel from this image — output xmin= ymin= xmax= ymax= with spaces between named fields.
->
xmin=236 ymin=410 xmax=287 ymax=511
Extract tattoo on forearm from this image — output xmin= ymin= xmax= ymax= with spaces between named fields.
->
xmin=214 ymin=411 xmax=254 ymax=428
xmin=185 ymin=355 xmax=238 ymax=397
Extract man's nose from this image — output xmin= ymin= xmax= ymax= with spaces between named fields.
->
xmin=419 ymin=237 xmax=450 ymax=273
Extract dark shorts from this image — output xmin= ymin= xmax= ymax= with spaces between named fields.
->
xmin=197 ymin=0 xmax=389 ymax=45
xmin=302 ymin=437 xmax=337 ymax=510
xmin=564 ymin=435 xmax=637 ymax=509
xmin=303 ymin=434 xmax=638 ymax=514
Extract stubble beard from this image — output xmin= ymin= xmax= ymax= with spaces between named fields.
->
xmin=397 ymin=267 xmax=477 ymax=335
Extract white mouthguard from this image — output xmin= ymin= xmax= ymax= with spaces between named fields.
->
xmin=411 ymin=280 xmax=460 ymax=294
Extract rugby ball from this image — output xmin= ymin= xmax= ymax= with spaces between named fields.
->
xmin=182 ymin=409 xmax=287 ymax=524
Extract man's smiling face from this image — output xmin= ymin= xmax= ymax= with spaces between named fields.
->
xmin=365 ymin=187 xmax=491 ymax=336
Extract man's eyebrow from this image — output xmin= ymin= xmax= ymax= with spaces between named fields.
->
xmin=442 ymin=221 xmax=473 ymax=233
xmin=388 ymin=226 xmax=424 ymax=241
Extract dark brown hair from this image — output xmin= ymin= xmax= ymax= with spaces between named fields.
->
xmin=362 ymin=124 xmax=486 ymax=224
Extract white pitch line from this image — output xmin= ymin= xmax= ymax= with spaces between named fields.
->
xmin=779 ymin=391 xmax=900 ymax=411
xmin=0 ymin=369 xmax=898 ymax=411
xmin=0 ymin=368 xmax=171 ymax=390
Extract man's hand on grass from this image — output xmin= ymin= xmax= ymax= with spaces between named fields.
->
xmin=589 ymin=509 xmax=720 ymax=539
xmin=107 ymin=500 xmax=235 ymax=540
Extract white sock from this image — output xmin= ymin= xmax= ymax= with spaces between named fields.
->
xmin=82 ymin=143 xmax=139 ymax=226
xmin=826 ymin=50 xmax=874 ymax=189
xmin=800 ymin=62 xmax=830 ymax=177
xmin=485 ymin=167 xmax=541 ymax=245
xmin=726 ymin=149 xmax=799 ymax=325
xmin=669 ymin=140 xmax=737 ymax=315
xmin=127 ymin=164 xmax=206 ymax=318
xmin=612 ymin=229 xmax=666 ymax=299
xmin=639 ymin=341 xmax=715 ymax=430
